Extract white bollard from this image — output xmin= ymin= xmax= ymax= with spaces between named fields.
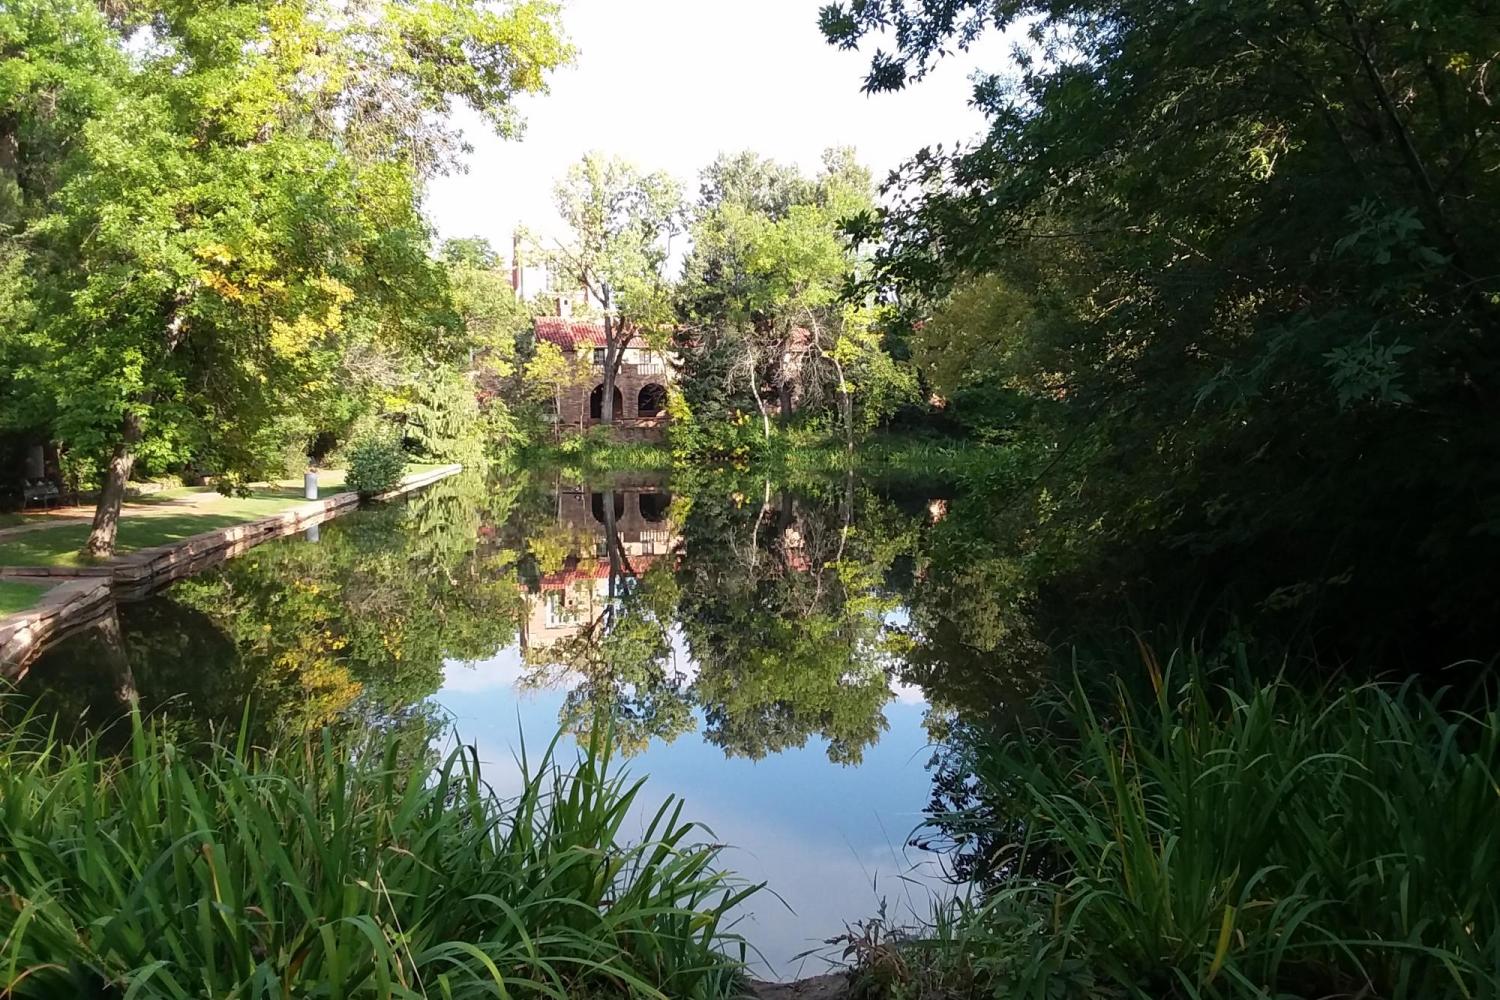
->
xmin=304 ymin=470 xmax=318 ymax=500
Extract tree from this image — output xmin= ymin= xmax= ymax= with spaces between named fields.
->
xmin=548 ymin=154 xmax=682 ymax=425
xmin=438 ymin=235 xmax=535 ymax=450
xmin=823 ymin=0 xmax=1500 ymax=660
xmin=443 ymin=234 xmax=532 ymax=379
xmin=676 ymin=149 xmax=911 ymax=446
xmin=522 ymin=339 xmax=594 ymax=434
xmin=0 ymin=0 xmax=569 ymax=557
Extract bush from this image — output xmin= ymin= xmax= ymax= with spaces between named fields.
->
xmin=0 ymin=715 xmax=757 ymax=998
xmin=890 ymin=652 xmax=1500 ymax=1000
xmin=344 ymin=432 xmax=407 ymax=496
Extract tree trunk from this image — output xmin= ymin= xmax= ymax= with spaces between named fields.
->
xmin=601 ymin=299 xmax=622 ymax=426
xmin=829 ymin=351 xmax=855 ymax=454
xmin=84 ymin=411 xmax=142 ymax=560
xmin=602 ymin=349 xmax=617 ymax=425
xmin=748 ymin=352 xmax=772 ymax=440
xmin=777 ymin=381 xmax=795 ymax=428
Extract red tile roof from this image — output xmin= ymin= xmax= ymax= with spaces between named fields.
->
xmin=534 ymin=317 xmax=649 ymax=351
xmin=535 ymin=554 xmax=666 ymax=588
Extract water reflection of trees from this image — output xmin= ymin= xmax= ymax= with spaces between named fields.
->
xmin=516 ymin=481 xmax=694 ymax=755
xmin=675 ymin=476 xmax=916 ymax=764
xmin=19 ymin=470 xmax=526 ymax=743
xmin=20 ymin=466 xmax=1056 ymax=759
xmin=515 ymin=474 xmax=924 ymax=764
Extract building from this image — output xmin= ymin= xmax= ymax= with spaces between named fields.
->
xmin=534 ymin=317 xmax=674 ymax=441
xmin=520 ymin=484 xmax=679 ymax=651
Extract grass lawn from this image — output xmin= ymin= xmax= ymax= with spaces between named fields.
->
xmin=0 ymin=464 xmax=439 ymax=568
xmin=0 ymin=579 xmax=49 ymax=615
xmin=0 ymin=496 xmax=310 ymax=568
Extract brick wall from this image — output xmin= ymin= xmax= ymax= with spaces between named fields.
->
xmin=552 ymin=348 xmax=673 ymax=439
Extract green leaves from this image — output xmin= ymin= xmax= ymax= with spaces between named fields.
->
xmin=931 ymin=658 xmax=1500 ymax=998
xmin=1324 ymin=335 xmax=1414 ymax=409
xmin=821 ymin=0 xmax=1500 ymax=657
xmin=551 ymin=152 xmax=684 ymax=345
xmin=1 ymin=0 xmax=566 ymax=495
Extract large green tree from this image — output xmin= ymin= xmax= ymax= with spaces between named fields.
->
xmin=0 ymin=0 xmax=568 ymax=556
xmin=823 ymin=0 xmax=1500 ymax=659
xmin=547 ymin=154 xmax=682 ymax=425
xmin=677 ymin=149 xmax=914 ymax=447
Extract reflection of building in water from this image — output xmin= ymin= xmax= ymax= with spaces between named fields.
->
xmin=520 ymin=486 xmax=680 ymax=650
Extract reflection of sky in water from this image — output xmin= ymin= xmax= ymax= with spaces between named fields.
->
xmin=434 ymin=641 xmax=951 ymax=981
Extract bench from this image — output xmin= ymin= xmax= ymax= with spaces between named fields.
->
xmin=22 ymin=481 xmax=62 ymax=509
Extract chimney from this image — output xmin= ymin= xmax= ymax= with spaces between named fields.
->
xmin=511 ymin=232 xmax=523 ymax=298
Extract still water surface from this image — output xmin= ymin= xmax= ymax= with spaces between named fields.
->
xmin=21 ymin=467 xmax=984 ymax=978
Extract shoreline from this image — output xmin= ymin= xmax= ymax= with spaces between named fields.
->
xmin=0 ymin=464 xmax=462 ymax=677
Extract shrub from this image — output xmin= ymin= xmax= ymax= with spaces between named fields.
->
xmin=0 ymin=715 xmax=757 ymax=998
xmin=344 ymin=432 xmax=407 ymax=496
xmin=895 ymin=652 xmax=1500 ymax=1000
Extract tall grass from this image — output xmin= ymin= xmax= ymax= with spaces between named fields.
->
xmin=0 ymin=713 xmax=757 ymax=998
xmin=884 ymin=651 xmax=1500 ymax=999
xmin=766 ymin=434 xmax=1015 ymax=482
xmin=516 ymin=435 xmax=675 ymax=474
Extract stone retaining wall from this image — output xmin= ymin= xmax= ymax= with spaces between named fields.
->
xmin=0 ymin=464 xmax=461 ymax=676
xmin=0 ymin=578 xmax=114 ymax=677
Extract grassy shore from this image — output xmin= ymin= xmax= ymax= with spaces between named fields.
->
xmin=0 ymin=466 xmax=442 ymax=568
xmin=851 ymin=651 xmax=1500 ymax=1000
xmin=0 ymin=580 xmax=47 ymax=614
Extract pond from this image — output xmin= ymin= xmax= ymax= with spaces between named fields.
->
xmin=15 ymin=466 xmax=1029 ymax=979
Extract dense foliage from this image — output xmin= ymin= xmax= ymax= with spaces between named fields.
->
xmin=673 ymin=150 xmax=917 ymax=454
xmin=344 ymin=433 xmax=408 ymax=497
xmin=820 ymin=0 xmax=1500 ymax=665
xmin=0 ymin=0 xmax=567 ymax=553
xmin=876 ymin=655 xmax=1500 ymax=999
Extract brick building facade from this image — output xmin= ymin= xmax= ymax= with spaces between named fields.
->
xmin=535 ymin=317 xmax=674 ymax=441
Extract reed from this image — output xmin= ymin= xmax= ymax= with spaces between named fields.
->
xmin=879 ymin=651 xmax=1500 ymax=999
xmin=0 ymin=713 xmax=757 ymax=998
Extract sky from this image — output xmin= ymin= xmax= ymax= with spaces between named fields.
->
xmin=433 ymin=642 xmax=949 ymax=982
xmin=423 ymin=0 xmax=1012 ymax=253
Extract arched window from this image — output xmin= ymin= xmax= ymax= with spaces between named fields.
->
xmin=590 ymin=491 xmax=626 ymax=524
xmin=639 ymin=492 xmax=671 ymax=523
xmin=589 ymin=384 xmax=624 ymax=420
xmin=637 ymin=383 xmax=668 ymax=418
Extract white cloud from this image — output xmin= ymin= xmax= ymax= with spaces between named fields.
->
xmin=439 ymin=648 xmax=528 ymax=693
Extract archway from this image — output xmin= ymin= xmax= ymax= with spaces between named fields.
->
xmin=589 ymin=384 xmax=624 ymax=420
xmin=591 ymin=491 xmax=627 ymax=524
xmin=637 ymin=383 xmax=668 ymax=418
xmin=639 ymin=492 xmax=671 ymax=523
